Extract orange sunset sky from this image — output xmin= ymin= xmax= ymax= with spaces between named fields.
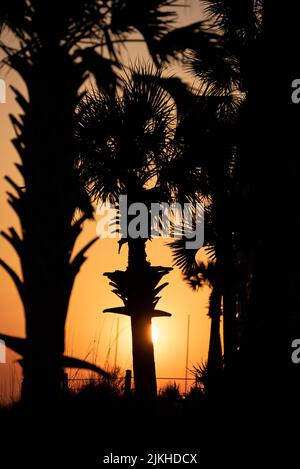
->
xmin=0 ymin=1 xmax=211 ymax=401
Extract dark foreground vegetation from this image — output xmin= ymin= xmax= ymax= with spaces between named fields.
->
xmin=0 ymin=376 xmax=299 ymax=467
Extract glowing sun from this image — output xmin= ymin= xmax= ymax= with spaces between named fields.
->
xmin=152 ymin=324 xmax=159 ymax=344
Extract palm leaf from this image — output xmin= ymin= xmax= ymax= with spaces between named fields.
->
xmin=202 ymin=0 xmax=263 ymax=36
xmin=168 ymin=237 xmax=199 ymax=274
xmin=78 ymin=48 xmax=121 ymax=96
xmin=0 ymin=333 xmax=111 ymax=378
xmin=110 ymin=0 xmax=178 ymax=59
xmin=75 ymin=67 xmax=176 ymax=204
xmin=153 ymin=20 xmax=217 ymax=64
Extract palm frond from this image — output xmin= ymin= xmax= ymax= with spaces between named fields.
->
xmin=183 ymin=260 xmax=217 ymax=291
xmin=0 ymin=333 xmax=111 ymax=377
xmin=75 ymin=68 xmax=176 ymax=204
xmin=202 ymin=0 xmax=263 ymax=37
xmin=0 ymin=0 xmax=27 ymax=34
xmin=133 ymin=74 xmax=198 ymax=117
xmin=78 ymin=48 xmax=121 ymax=96
xmin=168 ymin=237 xmax=199 ymax=274
xmin=186 ymin=37 xmax=240 ymax=95
xmin=110 ymin=0 xmax=178 ymax=59
xmin=153 ymin=20 xmax=218 ymax=64
xmin=104 ymin=264 xmax=172 ymax=317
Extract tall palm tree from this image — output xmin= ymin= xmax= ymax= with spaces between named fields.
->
xmin=184 ymin=257 xmax=223 ymax=394
xmin=153 ymin=1 xmax=260 ymax=372
xmin=190 ymin=1 xmax=300 ymax=390
xmin=163 ymin=83 xmax=241 ymax=373
xmin=137 ymin=11 xmax=243 ymax=371
xmin=75 ymin=72 xmax=176 ymax=400
xmin=0 ymin=0 xmax=180 ymax=404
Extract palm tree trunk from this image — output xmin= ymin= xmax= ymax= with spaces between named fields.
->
xmin=215 ymin=193 xmax=237 ymax=370
xmin=222 ymin=247 xmax=237 ymax=370
xmin=20 ymin=217 xmax=72 ymax=404
xmin=10 ymin=42 xmax=85 ymax=404
xmin=127 ymin=238 xmax=157 ymax=400
xmin=131 ymin=314 xmax=157 ymax=400
xmin=22 ymin=316 xmax=66 ymax=404
xmin=207 ymin=288 xmax=222 ymax=373
xmin=206 ymin=275 xmax=223 ymax=397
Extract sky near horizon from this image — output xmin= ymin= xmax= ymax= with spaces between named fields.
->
xmin=0 ymin=1 xmax=210 ymax=402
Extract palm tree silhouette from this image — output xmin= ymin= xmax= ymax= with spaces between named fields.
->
xmin=75 ymin=71 xmax=177 ymax=400
xmin=190 ymin=263 xmax=223 ymax=390
xmin=0 ymin=0 xmax=180 ymax=404
xmin=176 ymin=1 xmax=300 ymax=390
xmin=159 ymin=1 xmax=263 ymax=374
xmin=189 ymin=2 xmax=297 ymax=387
xmin=165 ymin=84 xmax=240 ymax=374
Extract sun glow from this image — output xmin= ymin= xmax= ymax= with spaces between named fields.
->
xmin=152 ymin=324 xmax=159 ymax=344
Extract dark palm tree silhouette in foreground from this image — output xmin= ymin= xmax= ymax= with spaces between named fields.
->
xmin=104 ymin=263 xmax=172 ymax=400
xmin=0 ymin=0 xmax=179 ymax=404
xmin=76 ymin=72 xmax=177 ymax=400
xmin=186 ymin=260 xmax=223 ymax=394
xmin=170 ymin=0 xmax=300 ymax=394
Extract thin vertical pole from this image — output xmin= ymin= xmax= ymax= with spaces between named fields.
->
xmin=124 ymin=369 xmax=132 ymax=398
xmin=185 ymin=314 xmax=190 ymax=395
xmin=62 ymin=372 xmax=68 ymax=393
xmin=114 ymin=318 xmax=120 ymax=370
